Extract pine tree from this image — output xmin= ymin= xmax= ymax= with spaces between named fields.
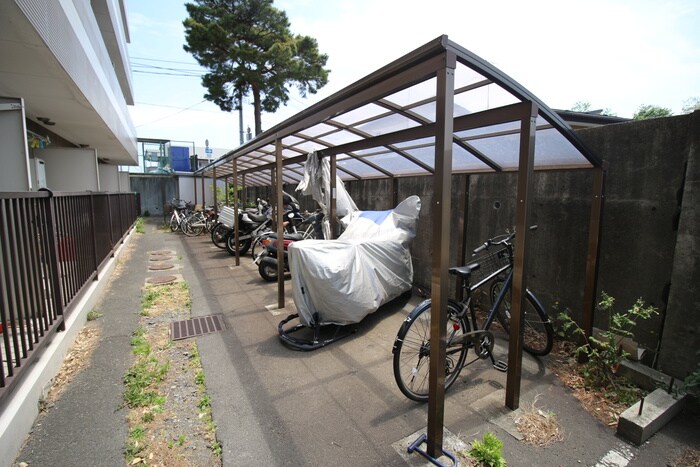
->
xmin=183 ymin=0 xmax=330 ymax=135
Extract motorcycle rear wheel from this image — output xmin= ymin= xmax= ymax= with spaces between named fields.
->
xmin=258 ymin=257 xmax=279 ymax=282
xmin=225 ymin=233 xmax=251 ymax=256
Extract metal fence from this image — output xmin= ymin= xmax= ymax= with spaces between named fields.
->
xmin=0 ymin=191 xmax=139 ymax=407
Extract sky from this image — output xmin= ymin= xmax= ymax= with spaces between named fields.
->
xmin=125 ymin=0 xmax=700 ymax=153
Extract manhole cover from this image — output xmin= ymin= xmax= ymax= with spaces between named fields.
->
xmin=146 ymin=275 xmax=178 ymax=285
xmin=171 ymin=315 xmax=225 ymax=341
xmin=149 ymin=255 xmax=175 ymax=262
xmin=149 ymin=262 xmax=174 ymax=270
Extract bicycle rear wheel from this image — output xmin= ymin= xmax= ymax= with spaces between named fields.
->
xmin=183 ymin=216 xmax=205 ymax=237
xmin=490 ymin=280 xmax=553 ymax=356
xmin=392 ymin=299 xmax=469 ymax=402
xmin=169 ymin=214 xmax=179 ymax=232
xmin=210 ymin=223 xmax=228 ymax=249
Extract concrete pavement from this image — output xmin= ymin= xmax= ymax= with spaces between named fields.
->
xmin=13 ymin=219 xmax=700 ymax=466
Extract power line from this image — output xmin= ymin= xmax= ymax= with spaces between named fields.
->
xmin=134 ymin=99 xmax=209 ymax=128
xmin=133 ymin=70 xmax=203 ymax=78
xmin=131 ymin=56 xmax=202 ymax=66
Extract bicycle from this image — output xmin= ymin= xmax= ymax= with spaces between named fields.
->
xmin=392 ymin=226 xmax=553 ymax=402
xmin=168 ymin=199 xmax=193 ymax=232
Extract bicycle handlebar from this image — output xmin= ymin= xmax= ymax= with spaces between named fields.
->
xmin=472 ymin=225 xmax=538 ymax=255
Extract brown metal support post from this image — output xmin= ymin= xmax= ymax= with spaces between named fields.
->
xmin=456 ymin=175 xmax=469 ymax=302
xmin=233 ymin=159 xmax=240 ymax=266
xmin=193 ymin=176 xmax=197 ymax=205
xmin=392 ymin=177 xmax=399 ymax=208
xmin=330 ymin=154 xmax=337 ymax=239
xmin=225 ymin=176 xmax=229 ymax=208
xmin=276 ymin=138 xmax=285 ymax=309
xmin=427 ymin=51 xmax=456 ymax=458
xmin=200 ymin=173 xmax=205 ymax=207
xmin=505 ymin=101 xmax=538 ymax=410
xmin=582 ymin=164 xmax=607 ymax=340
xmin=213 ymin=167 xmax=217 ymax=210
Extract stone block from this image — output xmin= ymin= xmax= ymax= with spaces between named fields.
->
xmin=617 ymin=388 xmax=686 ymax=445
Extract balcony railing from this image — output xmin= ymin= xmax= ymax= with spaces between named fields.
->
xmin=0 ymin=191 xmax=139 ymax=408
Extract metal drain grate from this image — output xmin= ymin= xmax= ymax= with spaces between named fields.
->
xmin=171 ymin=314 xmax=225 ymax=341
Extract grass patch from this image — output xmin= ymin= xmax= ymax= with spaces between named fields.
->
xmin=135 ymin=217 xmax=145 ymax=234
xmin=123 ymin=356 xmax=169 ymax=408
xmin=86 ymin=309 xmax=103 ymax=321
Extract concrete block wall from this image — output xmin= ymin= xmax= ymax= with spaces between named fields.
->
xmin=344 ymin=112 xmax=699 ymax=380
xmin=147 ymin=112 xmax=698 ymax=380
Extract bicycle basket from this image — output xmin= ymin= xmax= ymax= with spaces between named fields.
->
xmin=468 ymin=247 xmax=510 ymax=291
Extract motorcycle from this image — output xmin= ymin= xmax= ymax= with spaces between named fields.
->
xmin=255 ymin=210 xmax=324 ymax=281
xmin=255 ymin=232 xmax=305 ymax=282
xmin=224 ymin=208 xmax=272 ymax=256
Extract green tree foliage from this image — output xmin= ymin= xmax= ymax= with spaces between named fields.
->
xmin=682 ymin=97 xmax=700 ymax=114
xmin=183 ymin=0 xmax=330 ymax=136
xmin=633 ymin=104 xmax=673 ymax=120
xmin=569 ymin=100 xmax=617 ymax=116
xmin=570 ymin=101 xmax=592 ymax=112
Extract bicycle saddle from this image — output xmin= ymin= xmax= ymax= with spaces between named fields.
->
xmin=448 ymin=262 xmax=480 ymax=279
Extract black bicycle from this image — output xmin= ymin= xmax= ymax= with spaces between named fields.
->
xmin=392 ymin=227 xmax=553 ymax=402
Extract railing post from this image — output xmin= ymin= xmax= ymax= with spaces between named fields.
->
xmin=89 ymin=194 xmax=99 ymax=280
xmin=44 ymin=193 xmax=66 ymax=331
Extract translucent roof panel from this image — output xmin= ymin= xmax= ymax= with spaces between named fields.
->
xmin=453 ymin=82 xmax=520 ymax=117
xmin=316 ymin=129 xmax=365 ymax=146
xmin=354 ymin=113 xmax=422 ymax=136
xmin=363 ymin=152 xmax=430 ymax=176
xmin=336 ymin=156 xmax=388 ymax=178
xmin=384 ymin=77 xmax=436 ymax=107
xmin=198 ymin=35 xmax=599 ymax=186
xmin=331 ymin=103 xmax=388 ymax=126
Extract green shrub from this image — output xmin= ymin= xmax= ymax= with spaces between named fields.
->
xmin=468 ymin=432 xmax=506 ymax=467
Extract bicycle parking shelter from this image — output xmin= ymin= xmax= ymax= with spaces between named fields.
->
xmin=195 ymin=35 xmax=604 ymax=461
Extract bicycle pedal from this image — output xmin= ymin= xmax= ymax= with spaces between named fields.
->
xmin=493 ymin=360 xmax=508 ymax=372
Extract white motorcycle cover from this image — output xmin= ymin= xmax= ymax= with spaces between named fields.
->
xmin=289 ymin=195 xmax=421 ymax=326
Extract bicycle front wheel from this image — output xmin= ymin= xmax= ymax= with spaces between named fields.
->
xmin=392 ymin=299 xmax=469 ymax=402
xmin=490 ymin=280 xmax=553 ymax=356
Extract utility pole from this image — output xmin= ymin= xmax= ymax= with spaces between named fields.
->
xmin=239 ymin=89 xmax=244 ymax=146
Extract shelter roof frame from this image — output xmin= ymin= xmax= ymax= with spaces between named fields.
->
xmin=195 ymin=35 xmax=604 ymax=459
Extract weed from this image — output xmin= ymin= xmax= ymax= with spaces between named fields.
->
xmin=211 ymin=440 xmax=222 ymax=456
xmin=86 ymin=309 xmax=103 ymax=321
xmin=142 ymin=411 xmax=154 ymax=423
xmin=142 ymin=288 xmax=160 ymax=312
xmin=123 ymin=356 xmax=169 ymax=408
xmin=135 ymin=217 xmax=145 ymax=233
xmin=195 ymin=370 xmax=205 ymax=386
xmin=467 ymin=432 xmax=506 ymax=467
xmin=556 ymin=292 xmax=657 ymax=399
xmin=198 ymin=394 xmax=211 ymax=410
xmin=683 ymin=364 xmax=700 ymax=398
xmin=176 ymin=434 xmax=186 ymax=446
xmin=125 ymin=425 xmax=147 ymax=462
xmin=130 ymin=328 xmax=151 ymax=357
